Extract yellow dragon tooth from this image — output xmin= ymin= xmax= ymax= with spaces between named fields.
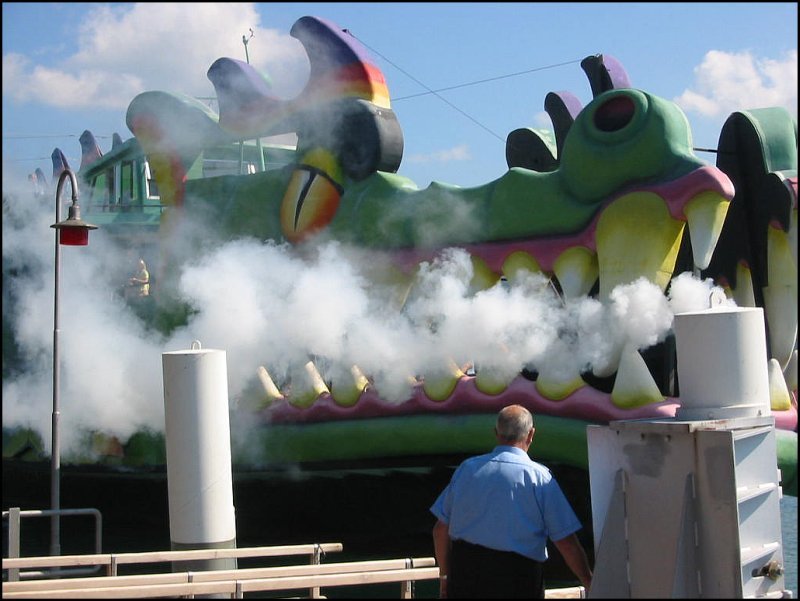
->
xmin=305 ymin=360 xmax=330 ymax=395
xmin=784 ymin=349 xmax=797 ymax=392
xmin=763 ymin=225 xmax=798 ymax=368
xmin=592 ymin=339 xmax=624 ymax=378
xmin=730 ymin=262 xmax=757 ymax=307
xmin=474 ymin=368 xmax=515 ymax=396
xmin=257 ymin=365 xmax=284 ymax=406
xmin=611 ymin=344 xmax=665 ymax=409
xmin=423 ymin=359 xmax=464 ymax=401
xmin=596 ymin=191 xmax=684 ymax=300
xmin=535 ymin=366 xmax=585 ymax=401
xmin=330 ymin=364 xmax=369 ymax=407
xmin=553 ymin=246 xmax=599 ymax=298
xmin=470 ymin=255 xmax=501 ymax=293
xmin=502 ymin=251 xmax=542 ymax=284
xmin=288 ymin=361 xmax=330 ymax=409
xmin=768 ymin=358 xmax=792 ymax=411
xmin=684 ymin=191 xmax=731 ymax=270
xmin=364 ymin=262 xmax=417 ymax=312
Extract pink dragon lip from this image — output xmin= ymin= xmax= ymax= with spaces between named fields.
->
xmin=263 ymin=372 xmax=798 ymax=431
xmin=264 ymin=374 xmax=678 ymax=424
xmin=382 ymin=165 xmax=735 ymax=275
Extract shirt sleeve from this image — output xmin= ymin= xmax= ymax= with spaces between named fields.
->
xmin=431 ymin=464 xmax=465 ymax=524
xmin=430 ymin=480 xmax=453 ymax=523
xmin=541 ymin=477 xmax=582 ymax=541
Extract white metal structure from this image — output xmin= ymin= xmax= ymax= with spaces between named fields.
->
xmin=588 ymin=416 xmax=787 ymax=598
xmin=586 ymin=307 xmax=789 ymax=598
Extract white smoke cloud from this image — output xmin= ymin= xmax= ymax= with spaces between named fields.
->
xmin=675 ymin=49 xmax=798 ymax=118
xmin=2 ymin=3 xmax=309 ymax=110
xmin=2 ymin=183 xmax=167 ymax=454
xmin=2 ymin=169 xmax=737 ymax=459
xmin=668 ymin=271 xmax=736 ymax=314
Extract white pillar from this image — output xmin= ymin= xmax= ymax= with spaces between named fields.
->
xmin=162 ymin=341 xmax=236 ymax=571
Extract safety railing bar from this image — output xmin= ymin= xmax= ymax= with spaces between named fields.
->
xmin=17 ymin=567 xmax=105 ymax=581
xmin=2 ymin=507 xmax=103 ymax=582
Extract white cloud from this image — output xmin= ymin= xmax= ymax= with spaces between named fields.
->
xmin=3 ymin=52 xmax=143 ymax=109
xmin=2 ymin=3 xmax=309 ymax=110
xmin=406 ymin=144 xmax=471 ymax=164
xmin=675 ymin=49 xmax=798 ymax=118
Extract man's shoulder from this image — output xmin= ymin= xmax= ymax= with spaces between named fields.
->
xmin=494 ymin=450 xmax=553 ymax=478
xmin=461 ymin=451 xmax=494 ymax=466
xmin=455 ymin=450 xmax=499 ymax=473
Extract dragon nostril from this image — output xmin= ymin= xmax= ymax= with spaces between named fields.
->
xmin=594 ymin=95 xmax=636 ymax=132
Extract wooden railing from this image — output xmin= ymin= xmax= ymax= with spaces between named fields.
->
xmin=3 ymin=553 xmax=437 ymax=599
xmin=2 ymin=544 xmax=586 ymax=598
xmin=3 ymin=542 xmax=343 ymax=577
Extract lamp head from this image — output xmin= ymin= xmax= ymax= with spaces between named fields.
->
xmin=51 ymin=215 xmax=97 ymax=245
xmin=51 ymin=169 xmax=98 ymax=246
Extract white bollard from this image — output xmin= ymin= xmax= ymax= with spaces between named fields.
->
xmin=162 ymin=341 xmax=236 ymax=571
xmin=673 ymin=306 xmax=771 ymax=420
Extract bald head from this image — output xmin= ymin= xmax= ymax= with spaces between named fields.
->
xmin=495 ymin=404 xmax=535 ymax=445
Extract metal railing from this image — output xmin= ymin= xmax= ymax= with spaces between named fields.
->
xmin=3 ymin=507 xmax=103 ymax=582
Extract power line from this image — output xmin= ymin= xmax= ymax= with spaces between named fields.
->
xmin=352 ymin=32 xmax=583 ymax=144
xmin=392 ymin=59 xmax=585 ymax=101
xmin=4 ymin=156 xmax=71 ymax=163
xmin=3 ymin=133 xmax=113 ymax=140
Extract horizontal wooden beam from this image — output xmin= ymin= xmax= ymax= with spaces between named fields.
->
xmin=2 ymin=542 xmax=343 ymax=573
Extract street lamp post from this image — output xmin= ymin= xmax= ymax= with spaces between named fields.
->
xmin=49 ymin=168 xmax=97 ymax=555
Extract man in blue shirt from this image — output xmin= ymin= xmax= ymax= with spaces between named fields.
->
xmin=430 ymin=404 xmax=592 ymax=598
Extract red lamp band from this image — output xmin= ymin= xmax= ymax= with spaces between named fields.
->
xmin=58 ymin=227 xmax=90 ymax=246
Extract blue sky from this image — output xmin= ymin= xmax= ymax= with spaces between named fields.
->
xmin=2 ymin=2 xmax=797 ymax=191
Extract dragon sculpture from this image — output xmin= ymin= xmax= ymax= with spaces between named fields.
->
xmin=26 ymin=16 xmax=798 ymax=493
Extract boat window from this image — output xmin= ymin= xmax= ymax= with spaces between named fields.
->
xmin=106 ymin=168 xmax=116 ymax=209
xmin=89 ymin=173 xmax=109 ymax=211
xmin=144 ymin=160 xmax=160 ymax=199
xmin=120 ymin=160 xmax=135 ymax=208
xmin=202 ymin=158 xmax=256 ymax=177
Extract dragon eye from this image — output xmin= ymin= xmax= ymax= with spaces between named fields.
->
xmin=280 ymin=167 xmax=342 ymax=243
xmin=594 ymin=95 xmax=636 ymax=132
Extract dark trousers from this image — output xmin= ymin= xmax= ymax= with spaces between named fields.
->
xmin=448 ymin=539 xmax=544 ymax=599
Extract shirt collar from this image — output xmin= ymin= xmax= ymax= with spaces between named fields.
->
xmin=494 ymin=445 xmax=529 ymax=458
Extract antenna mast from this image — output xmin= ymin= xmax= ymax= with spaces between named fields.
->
xmin=242 ymin=28 xmax=254 ymax=64
xmin=239 ymin=28 xmax=265 ymax=172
